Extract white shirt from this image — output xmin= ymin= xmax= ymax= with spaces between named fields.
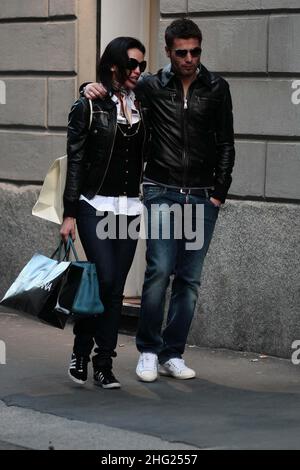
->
xmin=79 ymin=91 xmax=143 ymax=216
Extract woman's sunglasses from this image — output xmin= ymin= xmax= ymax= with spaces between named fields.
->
xmin=127 ymin=58 xmax=147 ymax=73
xmin=173 ymin=47 xmax=202 ymax=58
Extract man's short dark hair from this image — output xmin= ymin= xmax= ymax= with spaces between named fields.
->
xmin=165 ymin=18 xmax=202 ymax=48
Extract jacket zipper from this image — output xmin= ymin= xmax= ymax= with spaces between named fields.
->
xmin=181 ymin=81 xmax=197 ymax=189
xmin=181 ymin=85 xmax=189 ymax=189
xmin=139 ymin=104 xmax=147 ymax=189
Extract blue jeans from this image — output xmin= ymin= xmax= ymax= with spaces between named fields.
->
xmin=136 ymin=186 xmax=219 ymax=364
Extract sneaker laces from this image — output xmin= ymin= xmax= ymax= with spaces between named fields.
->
xmin=94 ymin=370 xmax=104 ymax=381
xmin=167 ymin=358 xmax=186 ymax=371
xmin=140 ymin=353 xmax=157 ymax=370
xmin=71 ymin=355 xmax=88 ymax=371
xmin=94 ymin=368 xmax=116 ymax=382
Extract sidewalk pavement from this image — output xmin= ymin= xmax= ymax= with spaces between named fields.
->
xmin=1 ymin=311 xmax=300 ymax=450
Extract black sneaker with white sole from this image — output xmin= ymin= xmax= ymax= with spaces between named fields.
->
xmin=93 ymin=368 xmax=121 ymax=389
xmin=68 ymin=353 xmax=89 ymax=384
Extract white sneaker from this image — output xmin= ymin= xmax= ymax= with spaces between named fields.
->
xmin=136 ymin=353 xmax=158 ymax=382
xmin=159 ymin=358 xmax=196 ymax=380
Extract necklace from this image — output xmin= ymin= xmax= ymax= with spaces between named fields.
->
xmin=117 ymin=119 xmax=141 ymax=138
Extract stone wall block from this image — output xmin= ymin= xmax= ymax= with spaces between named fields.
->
xmin=188 ymin=0 xmax=300 ymax=13
xmin=269 ymin=15 xmax=300 ymax=73
xmin=0 ymin=79 xmax=46 ymax=127
xmin=0 ymin=23 xmax=76 ymax=72
xmin=228 ymin=78 xmax=300 ymax=136
xmin=49 ymin=0 xmax=78 ymax=17
xmin=48 ymin=78 xmax=77 ymax=128
xmin=161 ymin=0 xmax=187 ymax=14
xmin=265 ymin=143 xmax=300 ymax=199
xmin=0 ymin=0 xmax=48 ymax=19
xmin=229 ymin=140 xmax=266 ymax=197
xmin=0 ymin=132 xmax=66 ymax=181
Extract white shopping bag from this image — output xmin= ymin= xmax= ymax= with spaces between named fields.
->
xmin=32 ymin=155 xmax=67 ymax=225
xmin=32 ymin=100 xmax=93 ymax=225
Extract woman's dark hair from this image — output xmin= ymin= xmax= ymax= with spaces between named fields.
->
xmin=165 ymin=18 xmax=202 ymax=49
xmin=97 ymin=36 xmax=146 ymax=91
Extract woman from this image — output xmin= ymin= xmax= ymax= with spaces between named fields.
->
xmin=60 ymin=37 xmax=147 ymax=389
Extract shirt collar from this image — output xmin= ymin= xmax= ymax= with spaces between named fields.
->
xmin=160 ymin=63 xmax=212 ymax=89
xmin=111 ymin=90 xmax=136 ymax=103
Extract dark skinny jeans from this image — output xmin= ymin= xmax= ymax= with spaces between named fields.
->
xmin=73 ymin=200 xmax=139 ymax=369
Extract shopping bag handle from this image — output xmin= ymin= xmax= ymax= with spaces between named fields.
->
xmin=64 ymin=236 xmax=79 ymax=262
xmin=50 ymin=237 xmax=79 ymax=262
xmin=51 ymin=241 xmax=64 ymax=260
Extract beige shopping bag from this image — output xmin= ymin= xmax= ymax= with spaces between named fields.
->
xmin=32 ymin=155 xmax=67 ymax=225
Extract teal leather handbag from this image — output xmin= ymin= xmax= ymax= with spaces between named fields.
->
xmin=55 ymin=238 xmax=104 ymax=316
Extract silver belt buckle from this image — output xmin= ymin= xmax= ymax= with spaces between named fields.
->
xmin=180 ymin=188 xmax=188 ymax=194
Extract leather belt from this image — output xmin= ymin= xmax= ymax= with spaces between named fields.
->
xmin=178 ymin=188 xmax=210 ymax=198
xmin=143 ymin=183 xmax=212 ymax=198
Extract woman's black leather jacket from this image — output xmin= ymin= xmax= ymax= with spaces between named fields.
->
xmin=63 ymin=96 xmax=147 ymax=218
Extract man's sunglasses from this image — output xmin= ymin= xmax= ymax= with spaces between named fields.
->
xmin=127 ymin=58 xmax=147 ymax=73
xmin=173 ymin=47 xmax=202 ymax=58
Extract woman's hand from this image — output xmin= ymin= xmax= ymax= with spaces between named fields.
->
xmin=60 ymin=217 xmax=76 ymax=244
xmin=84 ymin=82 xmax=108 ymax=100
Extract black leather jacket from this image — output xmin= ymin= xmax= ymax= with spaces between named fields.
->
xmin=137 ymin=64 xmax=235 ymax=202
xmin=69 ymin=63 xmax=234 ymax=216
xmin=63 ymin=96 xmax=147 ymax=218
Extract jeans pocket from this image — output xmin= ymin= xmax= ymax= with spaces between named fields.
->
xmin=206 ymin=197 xmax=220 ymax=209
xmin=143 ymin=185 xmax=165 ymax=202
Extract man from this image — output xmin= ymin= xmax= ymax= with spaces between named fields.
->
xmin=84 ymin=19 xmax=235 ymax=382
